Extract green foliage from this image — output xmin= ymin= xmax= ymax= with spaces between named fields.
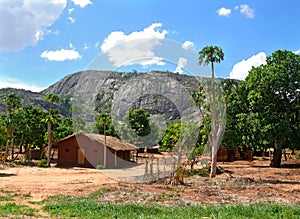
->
xmin=295 ymin=151 xmax=300 ymax=160
xmin=199 ymin=45 xmax=224 ymax=65
xmin=37 ymin=158 xmax=48 ymax=167
xmin=41 ymin=194 xmax=300 ymax=219
xmin=96 ymin=112 xmax=117 ymax=137
xmin=185 ymin=166 xmax=209 ymax=177
xmin=2 ymin=92 xmax=21 ymax=115
xmin=128 ymin=109 xmax=151 ymax=137
xmin=95 ymin=90 xmax=113 ymax=114
xmin=96 ymin=164 xmax=105 ymax=169
xmin=233 ymin=50 xmax=300 ymax=166
xmin=116 ymin=109 xmax=160 ymax=147
xmin=0 ymin=195 xmax=14 ymax=202
xmin=160 ymin=121 xmax=181 ymax=152
xmin=221 ymin=79 xmax=240 ymax=151
xmin=45 ymin=93 xmax=60 ymax=114
xmin=54 ymin=117 xmax=74 ymax=140
xmin=14 ymin=105 xmax=48 ymax=151
xmin=60 ymin=95 xmax=73 ymax=117
xmin=0 ymin=203 xmax=37 ymax=217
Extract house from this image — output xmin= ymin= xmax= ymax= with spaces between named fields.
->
xmin=53 ymin=132 xmax=138 ymax=168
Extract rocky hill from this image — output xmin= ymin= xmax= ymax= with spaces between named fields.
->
xmin=1 ymin=71 xmax=204 ymax=119
xmin=0 ymin=88 xmax=47 ymax=114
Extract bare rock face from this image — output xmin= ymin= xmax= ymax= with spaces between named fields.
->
xmin=1 ymin=71 xmax=202 ymax=120
xmin=49 ymin=71 xmax=201 ymax=121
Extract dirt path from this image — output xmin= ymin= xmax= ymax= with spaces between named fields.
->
xmin=1 ymin=159 xmax=300 ymax=206
xmin=0 ymin=165 xmax=117 ymax=201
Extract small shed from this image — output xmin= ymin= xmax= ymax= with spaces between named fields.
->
xmin=53 ymin=132 xmax=138 ymax=168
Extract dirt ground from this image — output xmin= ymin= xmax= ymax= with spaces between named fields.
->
xmin=1 ymin=158 xmax=300 ymax=206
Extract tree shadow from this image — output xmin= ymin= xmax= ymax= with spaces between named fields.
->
xmin=281 ymin=163 xmax=300 ymax=168
xmin=261 ymin=179 xmax=300 ymax=185
xmin=0 ymin=173 xmax=16 ymax=177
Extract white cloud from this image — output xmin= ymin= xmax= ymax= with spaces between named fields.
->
xmin=0 ymin=0 xmax=67 ymax=51
xmin=229 ymin=52 xmax=266 ymax=80
xmin=0 ymin=77 xmax=46 ymax=92
xmin=174 ymin=57 xmax=188 ymax=74
xmin=237 ymin=4 xmax=255 ymax=19
xmin=294 ymin=49 xmax=300 ymax=55
xmin=217 ymin=7 xmax=231 ymax=17
xmin=182 ymin=41 xmax=194 ymax=50
xmin=40 ymin=49 xmax=81 ymax=61
xmin=68 ymin=16 xmax=76 ymax=23
xmin=139 ymin=57 xmax=165 ymax=68
xmin=68 ymin=8 xmax=74 ymax=14
xmin=71 ymin=0 xmax=92 ymax=8
xmin=83 ymin=43 xmax=89 ymax=50
xmin=101 ymin=23 xmax=168 ymax=67
xmin=95 ymin=41 xmax=101 ymax=48
xmin=69 ymin=43 xmax=74 ymax=49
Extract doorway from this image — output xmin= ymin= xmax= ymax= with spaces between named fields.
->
xmin=77 ymin=148 xmax=85 ymax=165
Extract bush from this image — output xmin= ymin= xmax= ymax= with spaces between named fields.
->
xmin=37 ymin=159 xmax=48 ymax=167
xmin=96 ymin=164 xmax=104 ymax=169
xmin=185 ymin=166 xmax=209 ymax=177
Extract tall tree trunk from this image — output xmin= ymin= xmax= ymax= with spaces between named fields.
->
xmin=47 ymin=120 xmax=52 ymax=167
xmin=19 ymin=133 xmax=24 ymax=154
xmin=0 ymin=143 xmax=3 ymax=163
xmin=103 ymin=122 xmax=107 ymax=168
xmin=210 ymin=62 xmax=217 ymax=178
xmin=271 ymin=139 xmax=283 ymax=168
xmin=4 ymin=137 xmax=10 ymax=162
xmin=11 ymin=134 xmax=14 ymax=160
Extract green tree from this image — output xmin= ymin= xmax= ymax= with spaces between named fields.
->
xmin=241 ymin=50 xmax=300 ymax=167
xmin=160 ymin=121 xmax=182 ymax=152
xmin=96 ymin=113 xmax=116 ymax=137
xmin=128 ymin=109 xmax=151 ymax=137
xmin=220 ymin=79 xmax=240 ymax=152
xmin=55 ymin=117 xmax=74 ymax=140
xmin=117 ymin=109 xmax=151 ymax=146
xmin=198 ymin=46 xmax=225 ymax=178
xmin=2 ymin=92 xmax=21 ymax=161
xmin=14 ymin=105 xmax=47 ymax=159
xmin=0 ymin=115 xmax=7 ymax=162
xmin=44 ymin=93 xmax=60 ymax=167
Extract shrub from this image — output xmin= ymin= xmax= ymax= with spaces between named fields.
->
xmin=37 ymin=159 xmax=48 ymax=167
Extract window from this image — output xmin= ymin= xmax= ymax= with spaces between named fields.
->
xmin=65 ymin=148 xmax=69 ymax=152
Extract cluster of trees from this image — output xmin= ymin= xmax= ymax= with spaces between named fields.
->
xmin=222 ymin=50 xmax=300 ymax=168
xmin=160 ymin=48 xmax=299 ymax=176
xmin=0 ymin=93 xmax=75 ymax=164
xmin=0 ymin=47 xmax=298 ymax=176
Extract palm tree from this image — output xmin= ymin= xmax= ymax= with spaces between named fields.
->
xmin=45 ymin=93 xmax=60 ymax=167
xmin=199 ymin=46 xmax=224 ymax=178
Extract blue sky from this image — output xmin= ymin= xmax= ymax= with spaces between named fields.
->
xmin=0 ymin=0 xmax=299 ymax=92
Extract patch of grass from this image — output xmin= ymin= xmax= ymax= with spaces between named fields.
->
xmin=0 ymin=188 xmax=13 ymax=194
xmin=0 ymin=189 xmax=19 ymax=202
xmin=42 ymin=192 xmax=300 ymax=219
xmin=0 ymin=195 xmax=14 ymax=202
xmin=89 ymin=187 xmax=113 ymax=200
xmin=0 ymin=203 xmax=37 ymax=217
xmin=28 ymin=200 xmax=44 ymax=205
xmin=22 ymin=192 xmax=32 ymax=198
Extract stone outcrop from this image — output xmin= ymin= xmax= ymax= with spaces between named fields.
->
xmin=1 ymin=71 xmax=206 ymax=120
